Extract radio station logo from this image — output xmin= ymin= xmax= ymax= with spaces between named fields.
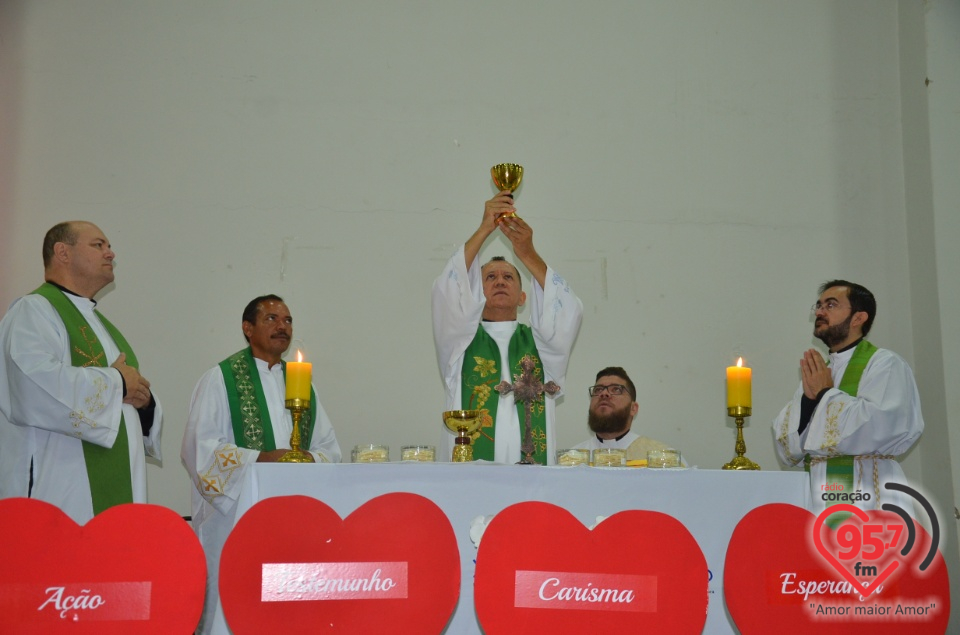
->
xmin=809 ymin=482 xmax=941 ymax=618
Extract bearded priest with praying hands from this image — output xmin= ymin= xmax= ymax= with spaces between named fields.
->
xmin=432 ymin=190 xmax=582 ymax=465
xmin=772 ymin=280 xmax=923 ymax=515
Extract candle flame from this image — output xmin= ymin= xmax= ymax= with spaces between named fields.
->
xmin=296 ymin=350 xmax=303 ymax=363
xmin=736 ymin=357 xmax=744 ymax=367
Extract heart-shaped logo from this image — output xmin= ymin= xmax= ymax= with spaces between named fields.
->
xmin=724 ymin=503 xmax=950 ymax=634
xmin=812 ymin=504 xmax=901 ymax=598
xmin=0 ymin=498 xmax=206 ymax=634
xmin=474 ymin=501 xmax=708 ymax=634
xmin=219 ymin=493 xmax=460 ymax=634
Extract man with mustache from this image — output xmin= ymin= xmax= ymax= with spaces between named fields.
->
xmin=0 ymin=221 xmax=162 ymax=523
xmin=772 ymin=280 xmax=923 ymax=514
xmin=181 ymin=294 xmax=340 ymax=634
xmin=573 ymin=367 xmax=682 ymax=461
xmin=433 ymin=191 xmax=582 ymax=464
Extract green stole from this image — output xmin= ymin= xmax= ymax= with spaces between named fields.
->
xmin=219 ymin=347 xmax=317 ymax=451
xmin=461 ymin=323 xmax=548 ymax=464
xmin=807 ymin=339 xmax=878 ymax=526
xmin=31 ymin=283 xmax=136 ymax=516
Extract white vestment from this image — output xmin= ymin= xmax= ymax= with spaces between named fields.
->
xmin=432 ymin=245 xmax=582 ymax=465
xmin=574 ymin=431 xmax=641 ymax=451
xmin=772 ymin=345 xmax=923 ymax=515
xmin=0 ymin=293 xmax=163 ymax=525
xmin=181 ymin=358 xmax=341 ymax=635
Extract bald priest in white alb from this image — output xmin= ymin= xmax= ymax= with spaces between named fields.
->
xmin=0 ymin=221 xmax=162 ymax=524
xmin=432 ymin=190 xmax=582 ymax=465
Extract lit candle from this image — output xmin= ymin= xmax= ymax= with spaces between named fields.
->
xmin=285 ymin=350 xmax=312 ymax=401
xmin=726 ymin=357 xmax=752 ymax=408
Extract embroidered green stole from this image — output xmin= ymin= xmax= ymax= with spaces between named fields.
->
xmin=32 ymin=283 xmax=136 ymax=516
xmin=461 ymin=324 xmax=548 ymax=464
xmin=807 ymin=339 xmax=878 ymax=525
xmin=219 ymin=348 xmax=317 ymax=451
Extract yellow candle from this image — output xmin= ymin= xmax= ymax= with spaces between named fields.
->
xmin=285 ymin=350 xmax=312 ymax=401
xmin=726 ymin=357 xmax=752 ymax=408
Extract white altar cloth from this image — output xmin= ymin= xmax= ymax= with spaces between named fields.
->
xmin=224 ymin=463 xmax=811 ymax=634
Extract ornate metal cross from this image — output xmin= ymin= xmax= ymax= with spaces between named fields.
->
xmin=494 ymin=355 xmax=560 ymax=465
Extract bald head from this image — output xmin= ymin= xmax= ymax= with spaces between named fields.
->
xmin=42 ymin=221 xmax=116 ymax=298
xmin=43 ymin=222 xmax=81 ymax=269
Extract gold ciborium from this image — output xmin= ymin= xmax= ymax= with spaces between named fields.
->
xmin=491 ymin=163 xmax=523 ymax=223
xmin=443 ymin=410 xmax=481 ymax=462
xmin=722 ymin=406 xmax=761 ymax=470
xmin=278 ymin=398 xmax=313 ymax=463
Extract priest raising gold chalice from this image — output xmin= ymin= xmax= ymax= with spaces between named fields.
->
xmin=431 ymin=165 xmax=584 ymax=465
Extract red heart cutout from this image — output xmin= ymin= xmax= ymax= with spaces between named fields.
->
xmin=219 ymin=493 xmax=460 ymax=634
xmin=724 ymin=503 xmax=950 ymax=634
xmin=474 ymin=501 xmax=708 ymax=634
xmin=0 ymin=498 xmax=206 ymax=634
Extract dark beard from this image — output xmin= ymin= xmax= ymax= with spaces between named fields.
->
xmin=814 ymin=313 xmax=853 ymax=349
xmin=587 ymin=401 xmax=633 ymax=435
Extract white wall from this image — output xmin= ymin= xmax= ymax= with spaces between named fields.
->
xmin=920 ymin=1 xmax=960 ymax=629
xmin=897 ymin=0 xmax=960 ymax=628
xmin=1 ymin=0 xmax=955 ymax=612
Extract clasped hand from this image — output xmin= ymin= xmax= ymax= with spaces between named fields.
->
xmin=800 ymin=349 xmax=833 ymax=400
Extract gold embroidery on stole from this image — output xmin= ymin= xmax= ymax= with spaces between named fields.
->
xmin=73 ymin=326 xmax=106 ymax=367
xmin=469 ymin=356 xmax=497 ymax=441
xmin=229 ymin=356 xmax=266 ymax=450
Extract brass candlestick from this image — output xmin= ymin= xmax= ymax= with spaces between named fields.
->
xmin=278 ymin=398 xmax=312 ymax=463
xmin=722 ymin=406 xmax=760 ymax=470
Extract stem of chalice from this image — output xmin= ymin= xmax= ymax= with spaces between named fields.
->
xmin=279 ymin=398 xmax=313 ymax=463
xmin=444 ymin=410 xmax=480 ymax=462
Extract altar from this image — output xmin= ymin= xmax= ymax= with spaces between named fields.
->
xmin=225 ymin=463 xmax=811 ymax=634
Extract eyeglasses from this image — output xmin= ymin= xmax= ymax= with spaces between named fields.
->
xmin=588 ymin=384 xmax=629 ymax=397
xmin=811 ymin=300 xmax=849 ymax=313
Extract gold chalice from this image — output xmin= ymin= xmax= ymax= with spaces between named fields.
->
xmin=443 ymin=409 xmax=481 ymax=462
xmin=491 ymin=163 xmax=523 ymax=224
